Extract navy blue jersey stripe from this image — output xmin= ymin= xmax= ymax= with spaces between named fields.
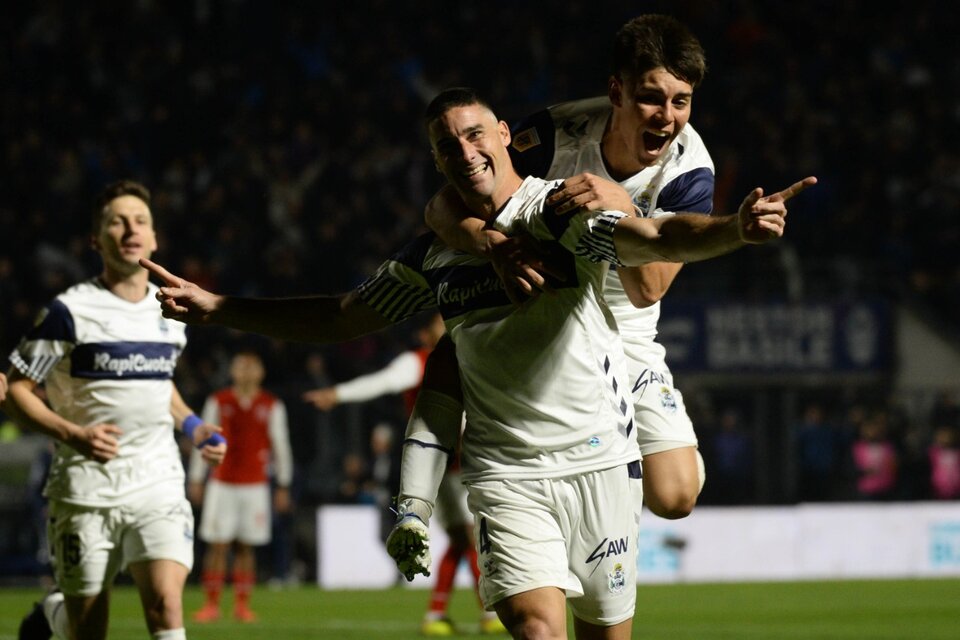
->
xmin=27 ymin=299 xmax=77 ymax=342
xmin=657 ymin=167 xmax=714 ymax=214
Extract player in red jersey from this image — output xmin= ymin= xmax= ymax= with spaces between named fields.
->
xmin=188 ymin=350 xmax=293 ymax=623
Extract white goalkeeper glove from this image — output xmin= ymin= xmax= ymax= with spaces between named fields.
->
xmin=386 ymin=512 xmax=431 ymax=582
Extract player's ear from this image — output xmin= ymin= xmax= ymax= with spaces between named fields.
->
xmin=498 ymin=120 xmax=511 ymax=146
xmin=90 ymin=234 xmax=101 ymax=252
xmin=431 ymin=151 xmax=442 ymax=173
xmin=608 ymin=75 xmax=623 ymax=108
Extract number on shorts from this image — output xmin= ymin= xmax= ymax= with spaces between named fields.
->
xmin=478 ymin=517 xmax=491 ymax=555
xmin=61 ymin=533 xmax=81 ymax=567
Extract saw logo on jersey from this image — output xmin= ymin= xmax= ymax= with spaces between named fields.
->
xmin=71 ymin=342 xmax=180 ymax=379
xmin=585 ymin=536 xmax=630 ymax=577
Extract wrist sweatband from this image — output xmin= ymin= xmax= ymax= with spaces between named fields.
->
xmin=182 ymin=414 xmax=203 ymax=439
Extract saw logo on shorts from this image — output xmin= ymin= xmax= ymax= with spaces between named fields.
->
xmin=632 ymin=368 xmax=670 ymax=398
xmin=71 ymin=342 xmax=180 ymax=379
xmin=585 ymin=536 xmax=630 ymax=576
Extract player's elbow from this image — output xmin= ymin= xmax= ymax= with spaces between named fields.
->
xmin=645 ymin=490 xmax=698 ymax=520
xmin=624 ymin=286 xmax=663 ymax=309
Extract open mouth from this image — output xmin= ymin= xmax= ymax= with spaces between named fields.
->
xmin=642 ymin=130 xmax=671 ymax=153
xmin=462 ymin=163 xmax=488 ymax=178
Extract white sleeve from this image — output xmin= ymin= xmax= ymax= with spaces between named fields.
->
xmin=397 ymin=389 xmax=463 ymax=518
xmin=269 ymin=399 xmax=294 ymax=487
xmin=334 ymin=351 xmax=423 ymax=403
xmin=188 ymin=396 xmax=219 ymax=483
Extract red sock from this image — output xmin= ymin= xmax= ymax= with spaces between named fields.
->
xmin=201 ymin=570 xmax=224 ymax=607
xmin=466 ymin=546 xmax=480 ymax=582
xmin=233 ymin=570 xmax=255 ymax=610
xmin=427 ymin=545 xmax=462 ymax=615
xmin=466 ymin=546 xmax=483 ymax=606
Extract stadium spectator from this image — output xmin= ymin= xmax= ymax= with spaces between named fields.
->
xmin=702 ymin=407 xmax=755 ymax=505
xmin=927 ymin=425 xmax=960 ymax=500
xmin=425 ymin=13 xmax=713 ymax=522
xmin=189 ymin=349 xmax=293 ymax=623
xmin=850 ymin=411 xmax=900 ymax=501
xmin=4 ymin=180 xmax=226 ymax=640
xmin=793 ymin=402 xmax=843 ymax=502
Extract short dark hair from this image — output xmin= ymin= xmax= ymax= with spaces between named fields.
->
xmin=91 ymin=180 xmax=151 ymax=233
xmin=612 ymin=14 xmax=707 ymax=89
xmin=424 ymin=87 xmax=497 ymax=130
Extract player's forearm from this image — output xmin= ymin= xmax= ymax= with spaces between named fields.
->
xmin=615 ymin=213 xmax=743 ymax=266
xmin=213 ymin=291 xmax=389 ymax=344
xmin=170 ymin=385 xmax=195 ymax=426
xmin=433 ymin=214 xmax=494 ymax=258
xmin=2 ymin=380 xmax=82 ymax=444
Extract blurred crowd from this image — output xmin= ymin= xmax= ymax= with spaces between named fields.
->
xmin=2 ymin=0 xmax=959 ymax=560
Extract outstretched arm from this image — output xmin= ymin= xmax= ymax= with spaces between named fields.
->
xmin=139 ymin=258 xmax=392 ymax=344
xmin=303 ymin=351 xmax=423 ymax=410
xmin=614 ymin=177 xmax=817 ymax=266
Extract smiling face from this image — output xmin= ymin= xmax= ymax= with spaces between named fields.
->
xmin=428 ymin=103 xmax=520 ymax=217
xmin=607 ymin=67 xmax=694 ymax=174
xmin=93 ymin=194 xmax=158 ymax=278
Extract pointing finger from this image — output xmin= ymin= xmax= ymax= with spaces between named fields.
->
xmin=774 ymin=176 xmax=818 ymax=202
xmin=139 ymin=258 xmax=181 ymax=286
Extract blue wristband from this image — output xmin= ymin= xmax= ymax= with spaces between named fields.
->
xmin=182 ymin=414 xmax=203 ymax=439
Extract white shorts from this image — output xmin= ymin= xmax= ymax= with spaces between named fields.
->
xmin=629 ymin=364 xmax=698 ymax=456
xmin=48 ymin=488 xmax=194 ymax=597
xmin=435 ymin=469 xmax=472 ymax=530
xmin=198 ymin=480 xmax=271 ymax=545
xmin=466 ymin=464 xmax=640 ymax=626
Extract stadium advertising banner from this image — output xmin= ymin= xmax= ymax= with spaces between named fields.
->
xmin=317 ymin=502 xmax=960 ymax=588
xmin=657 ymin=301 xmax=893 ymax=374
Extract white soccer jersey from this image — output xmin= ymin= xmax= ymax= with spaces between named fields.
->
xmin=8 ymin=278 xmax=187 ymax=507
xmin=511 ymin=96 xmax=715 ymax=350
xmin=359 ymin=176 xmax=640 ymax=483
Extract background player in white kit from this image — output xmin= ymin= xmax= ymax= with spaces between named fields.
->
xmin=141 ymin=88 xmax=812 ymax=639
xmin=303 ymin=313 xmax=504 ymax=635
xmin=3 ymin=180 xmax=226 ymax=640
xmin=188 ymin=349 xmax=293 ymax=623
xmin=426 ymin=14 xmax=712 ymax=520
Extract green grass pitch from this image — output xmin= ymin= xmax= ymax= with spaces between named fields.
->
xmin=2 ymin=579 xmax=959 ymax=639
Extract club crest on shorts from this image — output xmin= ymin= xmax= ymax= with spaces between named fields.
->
xmin=659 ymin=386 xmax=678 ymax=413
xmin=607 ymin=562 xmax=626 ymax=594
